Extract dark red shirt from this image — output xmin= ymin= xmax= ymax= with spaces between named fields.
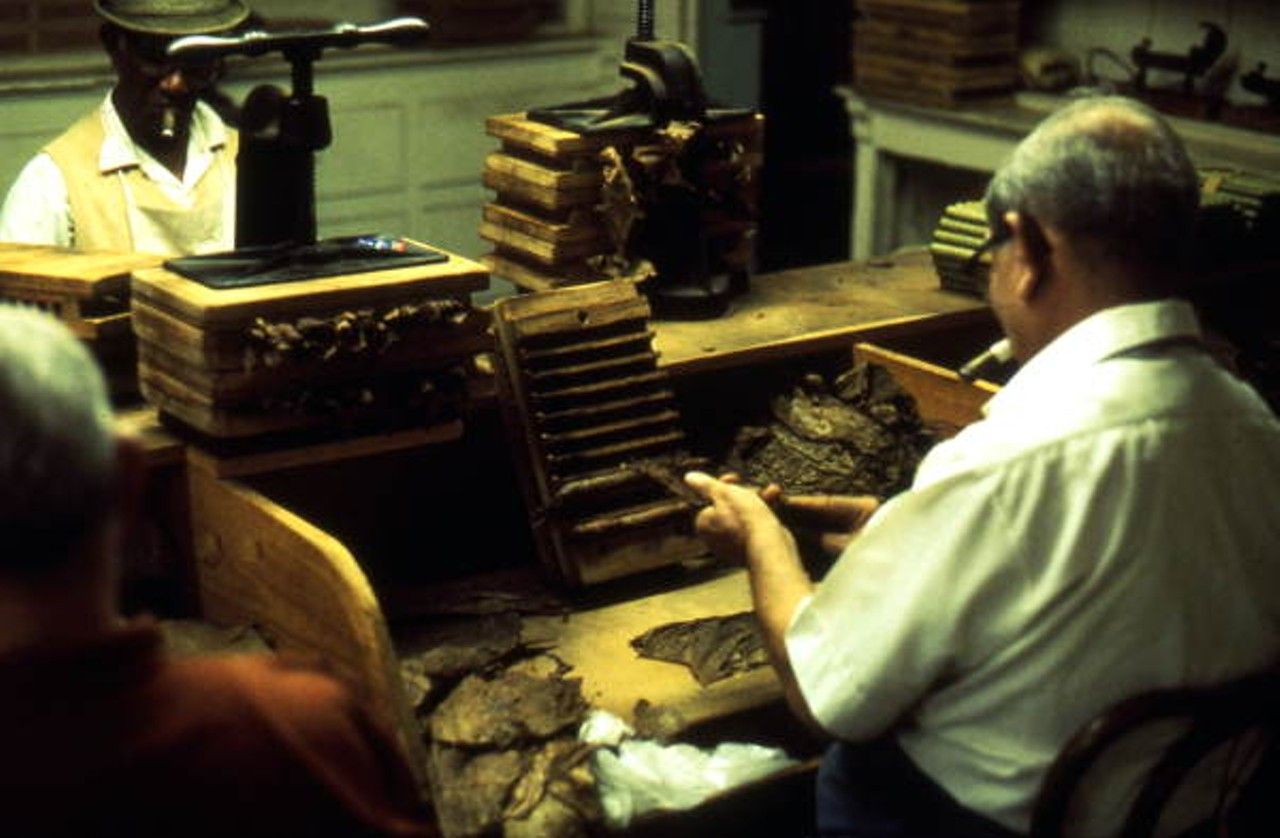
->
xmin=0 ymin=621 xmax=434 ymax=836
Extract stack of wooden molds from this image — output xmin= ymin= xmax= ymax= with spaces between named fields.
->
xmin=0 ymin=244 xmax=162 ymax=401
xmin=482 ymin=111 xmax=763 ymax=292
xmin=491 ymin=280 xmax=708 ymax=587
xmin=929 ymin=200 xmax=989 ymax=296
xmin=853 ymin=0 xmax=1020 ymax=107
xmin=130 ymin=250 xmax=490 ymax=439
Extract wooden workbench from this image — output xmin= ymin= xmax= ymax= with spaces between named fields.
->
xmin=653 ymin=248 xmax=987 ymax=374
xmin=116 ymin=249 xmax=994 ymax=784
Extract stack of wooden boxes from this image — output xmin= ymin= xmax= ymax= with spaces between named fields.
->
xmin=481 ymin=111 xmax=764 ymax=293
xmin=130 ymin=251 xmax=490 ymax=439
xmin=853 ymin=0 xmax=1020 ymax=107
xmin=0 ymin=244 xmax=162 ymax=401
xmin=929 ymin=200 xmax=989 ymax=297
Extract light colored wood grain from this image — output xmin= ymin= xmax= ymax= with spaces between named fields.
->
xmin=130 ymin=246 xmax=488 ymax=326
xmin=653 ymin=248 xmax=989 ymax=374
xmin=187 ymin=467 xmax=429 ymax=786
xmin=853 ymin=343 xmax=998 ymax=435
xmin=522 ymin=568 xmax=781 ymax=729
xmin=0 ymin=243 xmax=161 ymax=298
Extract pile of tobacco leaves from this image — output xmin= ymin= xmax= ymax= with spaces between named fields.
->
xmin=723 ymin=360 xmax=938 ymax=499
xmin=400 ymin=613 xmax=600 ymax=838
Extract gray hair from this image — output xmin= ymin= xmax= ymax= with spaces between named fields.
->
xmin=0 ymin=305 xmax=116 ymax=573
xmin=984 ymin=95 xmax=1199 ymax=281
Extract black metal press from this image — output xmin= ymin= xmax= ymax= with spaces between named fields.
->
xmin=163 ymin=18 xmax=446 ymax=288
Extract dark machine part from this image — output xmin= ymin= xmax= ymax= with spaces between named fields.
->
xmin=167 ymin=18 xmax=429 ymax=251
xmin=1241 ymin=63 xmax=1280 ymax=110
xmin=1131 ymin=22 xmax=1226 ymax=95
xmin=528 ymin=1 xmax=755 ymax=320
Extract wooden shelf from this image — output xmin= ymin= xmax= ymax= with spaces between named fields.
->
xmin=653 ymin=248 xmax=988 ymax=375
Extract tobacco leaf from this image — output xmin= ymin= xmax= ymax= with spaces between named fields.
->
xmin=503 ymin=738 xmax=598 ymax=824
xmin=429 ymin=744 xmax=528 ymax=838
xmin=431 ymin=670 xmax=589 ymax=749
xmin=631 ymin=611 xmax=768 ymax=687
xmin=409 ymin=612 xmax=525 ymax=680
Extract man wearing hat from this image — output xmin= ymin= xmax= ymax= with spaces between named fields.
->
xmin=0 ymin=1 xmax=251 ymax=255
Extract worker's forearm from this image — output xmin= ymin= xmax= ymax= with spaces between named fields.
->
xmin=745 ymin=530 xmax=822 ymax=732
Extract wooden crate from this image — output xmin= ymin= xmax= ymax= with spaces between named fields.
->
xmin=483 ymin=111 xmax=764 ymax=292
xmin=131 ymin=247 xmax=490 ymax=438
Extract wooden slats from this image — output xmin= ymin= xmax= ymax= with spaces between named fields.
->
xmin=491 ymin=281 xmax=706 ymax=586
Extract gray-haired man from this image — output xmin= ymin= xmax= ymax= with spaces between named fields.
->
xmin=687 ymin=96 xmax=1280 ymax=835
xmin=0 ymin=306 xmax=432 ymax=835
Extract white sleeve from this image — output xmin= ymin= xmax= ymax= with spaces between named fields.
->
xmin=0 ymin=153 xmax=73 ymax=247
xmin=784 ymin=464 xmax=1025 ymax=741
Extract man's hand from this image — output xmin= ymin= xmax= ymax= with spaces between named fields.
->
xmin=683 ymin=471 xmax=823 ymax=733
xmin=684 ymin=471 xmax=793 ymax=567
xmin=760 ymin=488 xmax=881 ymax=557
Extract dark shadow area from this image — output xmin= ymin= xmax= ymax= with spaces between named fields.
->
xmin=757 ymin=2 xmax=854 ymax=271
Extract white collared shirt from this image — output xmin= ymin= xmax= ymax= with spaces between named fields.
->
xmin=0 ymin=92 xmax=235 ymax=254
xmin=786 ymin=299 xmax=1280 ymax=834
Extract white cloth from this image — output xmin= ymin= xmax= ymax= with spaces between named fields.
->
xmin=786 ymin=299 xmax=1280 ymax=834
xmin=0 ymin=93 xmax=235 ymax=255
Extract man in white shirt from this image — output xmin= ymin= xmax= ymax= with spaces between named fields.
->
xmin=0 ymin=1 xmax=251 ymax=255
xmin=686 ymin=96 xmax=1280 ymax=836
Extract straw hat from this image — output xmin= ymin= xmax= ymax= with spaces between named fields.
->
xmin=93 ymin=0 xmax=250 ymax=36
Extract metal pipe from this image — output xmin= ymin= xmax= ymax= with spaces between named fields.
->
xmin=637 ymin=0 xmax=654 ymax=40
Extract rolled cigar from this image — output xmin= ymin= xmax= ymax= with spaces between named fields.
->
xmin=160 ymin=107 xmax=177 ymax=139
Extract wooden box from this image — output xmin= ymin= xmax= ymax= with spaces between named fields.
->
xmin=0 ymin=244 xmax=163 ymax=400
xmin=131 ymin=247 xmax=490 ymax=438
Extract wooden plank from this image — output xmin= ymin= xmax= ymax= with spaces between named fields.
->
xmin=130 ymin=245 xmax=488 ymax=327
xmin=184 ymin=419 xmax=463 ymax=479
xmin=479 ymin=220 xmax=607 ymax=264
xmin=857 ymin=0 xmax=1019 ymax=31
xmin=0 ymin=243 xmax=161 ymax=298
xmin=483 ymin=170 xmax=599 ymax=212
xmin=855 ymin=54 xmax=1018 ymax=91
xmin=653 ymin=248 xmax=989 ymax=374
xmin=482 ymin=251 xmax=598 ymax=291
xmin=854 ymin=18 xmax=1017 ymax=53
xmin=139 ymin=366 xmax=315 ymax=437
xmin=186 ymin=467 xmax=429 ymax=787
xmin=131 ymin=299 xmax=242 ymax=369
xmin=853 ymin=342 xmax=998 ymax=435
xmin=487 ymin=112 xmax=637 ymax=158
xmin=483 ymin=202 xmax=607 ymax=246
xmin=484 ymin=152 xmax=602 ymax=190
xmin=486 ymin=112 xmax=765 ymax=160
